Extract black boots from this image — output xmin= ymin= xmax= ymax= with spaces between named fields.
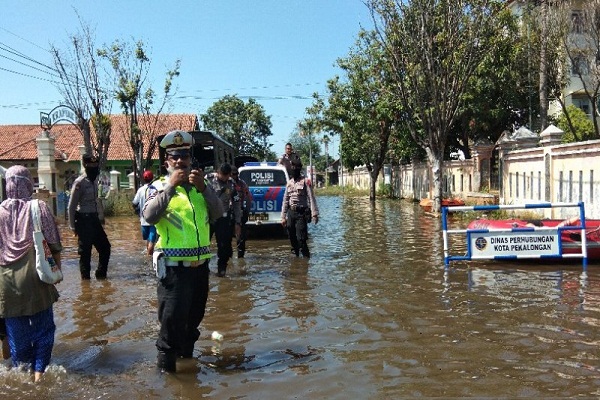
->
xmin=81 ymin=266 xmax=107 ymax=280
xmin=157 ymin=351 xmax=176 ymax=373
xmin=80 ymin=266 xmax=91 ymax=280
xmin=217 ymin=261 xmax=227 ymax=277
xmin=95 ymin=267 xmax=107 ymax=280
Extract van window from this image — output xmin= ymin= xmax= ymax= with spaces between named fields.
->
xmin=240 ymin=169 xmax=288 ymax=187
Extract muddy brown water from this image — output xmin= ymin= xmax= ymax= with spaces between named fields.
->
xmin=1 ymin=195 xmax=599 ymax=398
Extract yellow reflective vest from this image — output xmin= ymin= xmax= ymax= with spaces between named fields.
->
xmin=153 ymin=177 xmax=212 ymax=261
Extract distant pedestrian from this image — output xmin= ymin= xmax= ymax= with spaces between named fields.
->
xmin=277 ymin=142 xmax=298 ymax=177
xmin=207 ymin=163 xmax=242 ymax=276
xmin=231 ymin=166 xmax=253 ymax=258
xmin=281 ymin=156 xmax=319 ymax=258
xmin=132 ymin=170 xmax=158 ymax=255
xmin=67 ymin=154 xmax=111 ymax=280
xmin=143 ymin=130 xmax=223 ymax=373
xmin=0 ymin=165 xmax=63 ymax=382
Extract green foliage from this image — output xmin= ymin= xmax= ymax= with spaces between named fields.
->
xmin=556 ymin=105 xmax=595 ymax=143
xmin=364 ymin=0 xmax=509 ymax=210
xmin=450 ymin=7 xmax=534 ymax=154
xmin=103 ymin=191 xmax=135 ymax=217
xmin=200 ymin=95 xmax=273 ymax=160
xmin=376 ymin=183 xmax=393 ymax=198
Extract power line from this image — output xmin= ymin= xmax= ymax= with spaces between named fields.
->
xmin=0 ymin=100 xmax=60 ymax=110
xmin=0 ymin=26 xmax=50 ymax=53
xmin=0 ymin=65 xmax=63 ymax=85
xmin=177 ymin=82 xmax=324 ymax=95
xmin=0 ymin=52 xmax=61 ymax=80
xmin=0 ymin=41 xmax=57 ymax=73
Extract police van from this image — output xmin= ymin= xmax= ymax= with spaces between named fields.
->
xmin=238 ymin=162 xmax=289 ymax=228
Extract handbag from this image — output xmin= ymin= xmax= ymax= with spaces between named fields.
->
xmin=30 ymin=199 xmax=63 ymax=284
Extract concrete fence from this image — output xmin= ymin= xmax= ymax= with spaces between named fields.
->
xmin=340 ymin=131 xmax=600 ymax=219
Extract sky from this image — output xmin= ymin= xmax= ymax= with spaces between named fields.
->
xmin=0 ymin=0 xmax=374 ymax=158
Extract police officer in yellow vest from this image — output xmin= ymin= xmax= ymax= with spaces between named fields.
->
xmin=143 ymin=130 xmax=223 ymax=373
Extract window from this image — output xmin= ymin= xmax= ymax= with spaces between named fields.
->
xmin=572 ymin=97 xmax=591 ymax=116
xmin=572 ymin=55 xmax=589 ymax=75
xmin=240 ymin=168 xmax=288 ymax=187
xmin=572 ymin=11 xmax=584 ymax=34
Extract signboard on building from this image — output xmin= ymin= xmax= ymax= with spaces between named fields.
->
xmin=40 ymin=105 xmax=78 ymax=129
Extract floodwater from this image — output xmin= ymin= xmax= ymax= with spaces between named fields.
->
xmin=1 ymin=195 xmax=600 ymax=399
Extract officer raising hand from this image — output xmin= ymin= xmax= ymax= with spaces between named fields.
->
xmin=142 ymin=130 xmax=223 ymax=373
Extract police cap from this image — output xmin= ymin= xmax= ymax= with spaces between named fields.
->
xmin=160 ymin=130 xmax=193 ymax=156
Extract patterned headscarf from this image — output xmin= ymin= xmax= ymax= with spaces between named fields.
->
xmin=0 ymin=165 xmax=61 ymax=264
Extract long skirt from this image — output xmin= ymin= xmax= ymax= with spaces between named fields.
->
xmin=5 ymin=307 xmax=55 ymax=373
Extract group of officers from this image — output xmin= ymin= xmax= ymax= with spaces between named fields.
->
xmin=69 ymin=130 xmax=319 ymax=373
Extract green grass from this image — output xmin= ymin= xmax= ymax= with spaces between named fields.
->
xmin=315 ymin=185 xmax=369 ymax=197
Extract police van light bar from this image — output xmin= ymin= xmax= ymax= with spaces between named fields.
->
xmin=243 ymin=161 xmax=279 ymax=167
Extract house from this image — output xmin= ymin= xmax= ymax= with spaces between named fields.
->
xmin=0 ymin=113 xmax=199 ymax=214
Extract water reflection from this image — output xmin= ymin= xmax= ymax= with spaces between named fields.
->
xmin=0 ymin=196 xmax=599 ymax=398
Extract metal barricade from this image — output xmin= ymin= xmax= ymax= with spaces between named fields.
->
xmin=442 ymin=202 xmax=588 ymax=269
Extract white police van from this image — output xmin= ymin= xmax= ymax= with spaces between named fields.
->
xmin=238 ymin=162 xmax=289 ymax=227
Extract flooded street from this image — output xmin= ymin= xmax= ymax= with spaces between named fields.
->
xmin=1 ymin=195 xmax=600 ymax=398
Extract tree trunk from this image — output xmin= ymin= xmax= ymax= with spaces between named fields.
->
xmin=426 ymin=147 xmax=443 ymax=214
xmin=538 ymin=0 xmax=549 ymax=131
xmin=79 ymin=118 xmax=92 ymax=157
xmin=370 ymin=172 xmax=377 ymax=201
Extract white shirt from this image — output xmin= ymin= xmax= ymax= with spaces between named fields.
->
xmin=132 ymin=183 xmax=156 ymax=226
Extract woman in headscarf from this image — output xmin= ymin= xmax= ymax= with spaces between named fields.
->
xmin=0 ymin=165 xmax=63 ymax=382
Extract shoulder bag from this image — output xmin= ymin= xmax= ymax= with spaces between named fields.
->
xmin=30 ymin=199 xmax=63 ymax=284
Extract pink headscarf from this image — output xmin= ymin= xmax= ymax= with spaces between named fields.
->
xmin=0 ymin=165 xmax=61 ymax=265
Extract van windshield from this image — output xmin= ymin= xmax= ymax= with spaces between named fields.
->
xmin=240 ymin=169 xmax=287 ymax=187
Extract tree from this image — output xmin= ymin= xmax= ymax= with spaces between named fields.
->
xmin=306 ymin=30 xmax=401 ymax=200
xmin=288 ymin=126 xmax=323 ymax=170
xmin=369 ymin=0 xmax=506 ymax=212
xmin=556 ymin=105 xmax=595 ymax=143
xmin=99 ymin=39 xmax=180 ymax=189
xmin=200 ymin=95 xmax=273 ymax=160
xmin=50 ymin=14 xmax=113 ymax=170
xmin=449 ymin=6 xmax=534 ymax=158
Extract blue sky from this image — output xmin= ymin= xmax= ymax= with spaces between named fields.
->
xmin=0 ymin=0 xmax=374 ymax=158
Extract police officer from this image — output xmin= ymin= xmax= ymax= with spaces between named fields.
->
xmin=231 ymin=166 xmax=253 ymax=258
xmin=143 ymin=130 xmax=223 ymax=372
xmin=207 ymin=163 xmax=242 ymax=276
xmin=68 ymin=154 xmax=111 ymax=280
xmin=277 ymin=142 xmax=298 ymax=177
xmin=281 ymin=156 xmax=319 ymax=257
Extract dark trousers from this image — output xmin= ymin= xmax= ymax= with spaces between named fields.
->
xmin=156 ymin=261 xmax=209 ymax=357
xmin=286 ymin=208 xmax=310 ymax=257
xmin=211 ymin=216 xmax=234 ymax=272
xmin=236 ymin=211 xmax=248 ymax=257
xmin=75 ymin=214 xmax=111 ymax=277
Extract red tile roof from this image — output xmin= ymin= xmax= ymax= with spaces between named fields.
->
xmin=0 ymin=114 xmax=199 ymax=162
